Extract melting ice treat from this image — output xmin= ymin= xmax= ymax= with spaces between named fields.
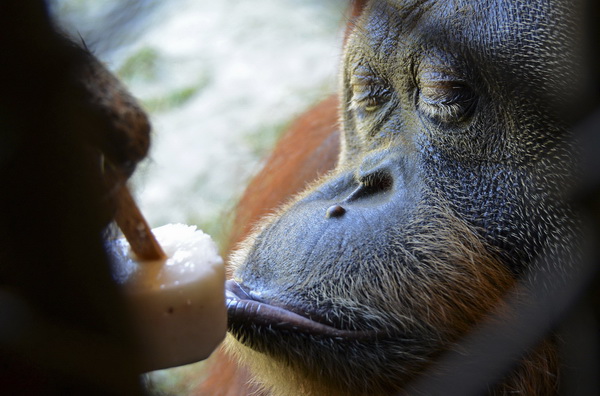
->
xmin=109 ymin=224 xmax=226 ymax=371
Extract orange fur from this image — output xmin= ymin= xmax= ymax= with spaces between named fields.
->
xmin=194 ymin=0 xmax=560 ymax=393
xmin=196 ymin=96 xmax=341 ymax=396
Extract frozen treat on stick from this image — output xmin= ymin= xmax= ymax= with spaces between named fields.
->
xmin=109 ymin=186 xmax=226 ymax=372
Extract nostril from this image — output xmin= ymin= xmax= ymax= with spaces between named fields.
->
xmin=344 ymin=170 xmax=393 ymax=203
xmin=360 ymin=170 xmax=393 ymax=190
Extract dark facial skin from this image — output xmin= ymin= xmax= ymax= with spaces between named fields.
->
xmin=226 ymin=1 xmax=589 ymax=395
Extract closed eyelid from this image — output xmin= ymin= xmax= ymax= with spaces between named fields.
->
xmin=416 ymin=50 xmax=470 ymax=82
xmin=420 ymin=82 xmax=471 ymax=101
xmin=419 ymin=68 xmax=466 ymax=85
xmin=352 ymin=89 xmax=374 ymax=102
xmin=350 ymin=65 xmax=391 ymax=99
xmin=351 ymin=73 xmax=385 ymax=89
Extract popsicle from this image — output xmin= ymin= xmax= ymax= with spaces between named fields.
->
xmin=108 ymin=186 xmax=226 ymax=372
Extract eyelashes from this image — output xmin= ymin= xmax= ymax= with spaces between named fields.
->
xmin=349 ymin=69 xmax=478 ymax=125
xmin=350 ymin=84 xmax=392 ymax=115
xmin=417 ymin=81 xmax=478 ymax=123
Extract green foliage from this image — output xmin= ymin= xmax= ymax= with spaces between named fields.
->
xmin=142 ymin=85 xmax=202 ymax=113
xmin=118 ymin=47 xmax=160 ymax=81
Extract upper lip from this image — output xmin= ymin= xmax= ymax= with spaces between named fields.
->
xmin=225 ymin=279 xmax=382 ymax=340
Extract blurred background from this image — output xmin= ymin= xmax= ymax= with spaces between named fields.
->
xmin=48 ymin=0 xmax=347 ymax=394
xmin=49 ymin=0 xmax=346 ymax=242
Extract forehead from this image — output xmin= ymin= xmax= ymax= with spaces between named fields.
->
xmin=347 ymin=0 xmax=580 ymax=95
xmin=353 ymin=0 xmax=573 ymax=55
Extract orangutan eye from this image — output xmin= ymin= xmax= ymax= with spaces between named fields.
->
xmin=351 ymin=84 xmax=392 ymax=115
xmin=418 ymin=80 xmax=477 ymax=123
xmin=349 ymin=63 xmax=393 ymax=118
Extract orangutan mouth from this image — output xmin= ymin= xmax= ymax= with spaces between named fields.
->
xmin=225 ymin=280 xmax=381 ymax=340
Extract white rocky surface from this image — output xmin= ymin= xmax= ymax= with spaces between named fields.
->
xmin=52 ymin=0 xmax=346 ymax=242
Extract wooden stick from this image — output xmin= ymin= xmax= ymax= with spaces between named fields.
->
xmin=114 ymin=185 xmax=166 ymax=261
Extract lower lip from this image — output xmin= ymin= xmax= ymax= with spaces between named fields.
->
xmin=225 ymin=280 xmax=381 ymax=340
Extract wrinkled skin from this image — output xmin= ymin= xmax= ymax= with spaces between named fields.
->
xmin=226 ymin=1 xmax=592 ymax=395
